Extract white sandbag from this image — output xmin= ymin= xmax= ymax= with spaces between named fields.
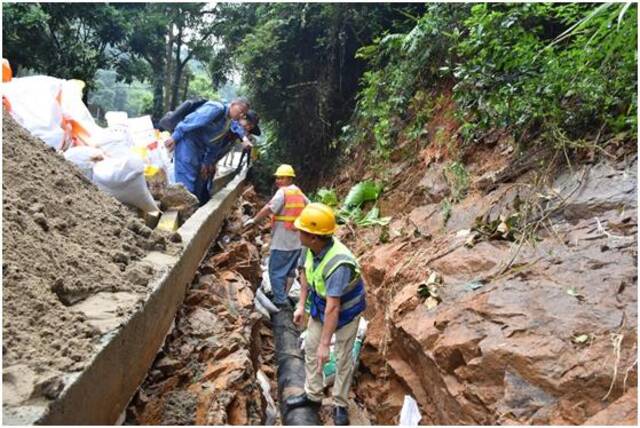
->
xmin=127 ymin=115 xmax=156 ymax=147
xmin=63 ymin=146 xmax=104 ymax=180
xmin=105 ymin=111 xmax=128 ymax=127
xmin=92 ymin=126 xmax=132 ymax=158
xmin=59 ymin=79 xmax=101 ymax=140
xmin=166 ymin=160 xmax=176 ymax=185
xmin=92 ymin=156 xmax=158 ymax=212
xmin=3 ymin=76 xmax=65 ymax=149
xmin=399 ymin=395 xmax=421 ymax=426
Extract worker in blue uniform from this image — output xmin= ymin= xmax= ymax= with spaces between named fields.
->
xmin=164 ymin=98 xmax=249 ymax=204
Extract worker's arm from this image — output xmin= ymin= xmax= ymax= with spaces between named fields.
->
xmin=316 ymin=264 xmax=353 ymax=371
xmin=317 ymin=296 xmax=340 ymax=372
xmin=293 ymin=268 xmax=309 ymax=326
xmin=243 ymin=189 xmax=281 ymax=228
xmin=253 ymin=204 xmax=274 ymax=222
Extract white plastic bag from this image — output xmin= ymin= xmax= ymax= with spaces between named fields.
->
xmin=257 ymin=370 xmax=278 ymax=425
xmin=399 ymin=395 xmax=421 ymax=426
xmin=63 ymin=146 xmax=104 ymax=180
xmin=92 ymin=155 xmax=158 ymax=212
xmin=127 ymin=115 xmax=156 ymax=147
xmin=3 ymin=76 xmax=65 ymax=149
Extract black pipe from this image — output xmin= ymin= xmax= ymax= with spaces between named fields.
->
xmin=271 ymin=307 xmax=321 ymax=425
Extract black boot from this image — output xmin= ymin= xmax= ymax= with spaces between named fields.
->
xmin=285 ymin=393 xmax=322 ymax=410
xmin=333 ymin=406 xmax=349 ymax=425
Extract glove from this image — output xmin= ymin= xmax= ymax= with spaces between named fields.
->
xmin=243 ymin=218 xmax=255 ymax=228
xmin=164 ymin=137 xmax=176 ymax=152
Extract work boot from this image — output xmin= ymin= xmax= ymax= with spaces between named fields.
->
xmin=286 ymin=393 xmax=322 ymax=410
xmin=333 ymin=406 xmax=349 ymax=425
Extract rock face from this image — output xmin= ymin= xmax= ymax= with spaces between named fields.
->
xmin=353 ymin=157 xmax=637 ymax=425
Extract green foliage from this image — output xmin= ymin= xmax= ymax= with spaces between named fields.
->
xmin=187 ymin=73 xmax=219 ymax=100
xmin=212 ymin=3 xmax=425 ymax=188
xmin=453 ymin=3 xmax=637 ymax=144
xmin=345 ymin=5 xmax=471 ymax=155
xmin=443 ymin=161 xmax=470 ymax=202
xmin=309 ymin=183 xmax=390 ymax=228
xmin=441 ymin=198 xmax=453 ymax=225
xmin=342 ymin=181 xmax=383 ymax=209
xmin=354 ymin=206 xmax=391 ymax=227
xmin=349 ymin=3 xmax=636 ymax=161
xmin=2 ymin=3 xmax=130 ymax=89
xmin=314 ymin=188 xmax=339 ymax=207
xmin=87 ymin=69 xmax=153 ymax=121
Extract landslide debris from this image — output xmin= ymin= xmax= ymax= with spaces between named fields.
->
xmin=330 ymin=120 xmax=637 ymax=424
xmin=127 ymin=186 xmax=277 ymax=425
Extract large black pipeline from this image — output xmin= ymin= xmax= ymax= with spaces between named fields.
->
xmin=271 ymin=307 xmax=321 ymax=425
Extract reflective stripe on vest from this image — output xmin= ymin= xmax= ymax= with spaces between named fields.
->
xmin=273 ymin=185 xmax=306 ymax=230
xmin=209 ymin=118 xmax=231 ymax=145
xmin=305 ymin=238 xmax=366 ymax=329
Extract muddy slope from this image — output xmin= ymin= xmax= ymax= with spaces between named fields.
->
xmin=331 ymin=129 xmax=637 ymax=424
xmin=2 ymin=111 xmax=173 ymax=405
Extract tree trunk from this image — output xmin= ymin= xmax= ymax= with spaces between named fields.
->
xmin=151 ymin=63 xmax=165 ymax=124
xmin=170 ymin=26 xmax=184 ymax=110
xmin=182 ymin=70 xmax=191 ymax=100
xmin=164 ymin=26 xmax=175 ymax=110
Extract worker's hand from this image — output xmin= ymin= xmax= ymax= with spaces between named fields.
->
xmin=200 ymin=165 xmax=209 ymax=179
xmin=241 ymin=139 xmax=253 ymax=151
xmin=316 ymin=342 xmax=330 ymax=373
xmin=243 ymin=218 xmax=255 ymax=229
xmin=164 ymin=137 xmax=176 ymax=152
xmin=293 ymin=306 xmax=305 ymax=326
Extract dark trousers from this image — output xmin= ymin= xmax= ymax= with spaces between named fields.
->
xmin=235 ymin=147 xmax=251 ymax=173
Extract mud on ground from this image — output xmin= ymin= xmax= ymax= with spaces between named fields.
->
xmin=2 ymin=111 xmax=178 ymax=406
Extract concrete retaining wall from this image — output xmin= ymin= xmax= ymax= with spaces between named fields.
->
xmin=4 ymin=171 xmax=246 ymax=425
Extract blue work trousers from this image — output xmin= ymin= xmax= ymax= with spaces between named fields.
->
xmin=269 ymin=249 xmax=302 ymax=305
xmin=174 ymin=137 xmax=222 ymax=205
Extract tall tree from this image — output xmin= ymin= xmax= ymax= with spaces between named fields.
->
xmin=2 ymin=2 xmax=129 ymax=90
xmin=209 ymin=3 xmax=425 ymax=188
xmin=115 ymin=3 xmax=218 ymax=120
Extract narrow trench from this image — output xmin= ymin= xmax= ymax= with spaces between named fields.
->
xmin=124 ymin=186 xmax=375 ymax=425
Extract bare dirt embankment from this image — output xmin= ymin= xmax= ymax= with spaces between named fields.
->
xmin=2 ymin=111 xmax=177 ymax=406
xmin=327 ymin=93 xmax=638 ymax=424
